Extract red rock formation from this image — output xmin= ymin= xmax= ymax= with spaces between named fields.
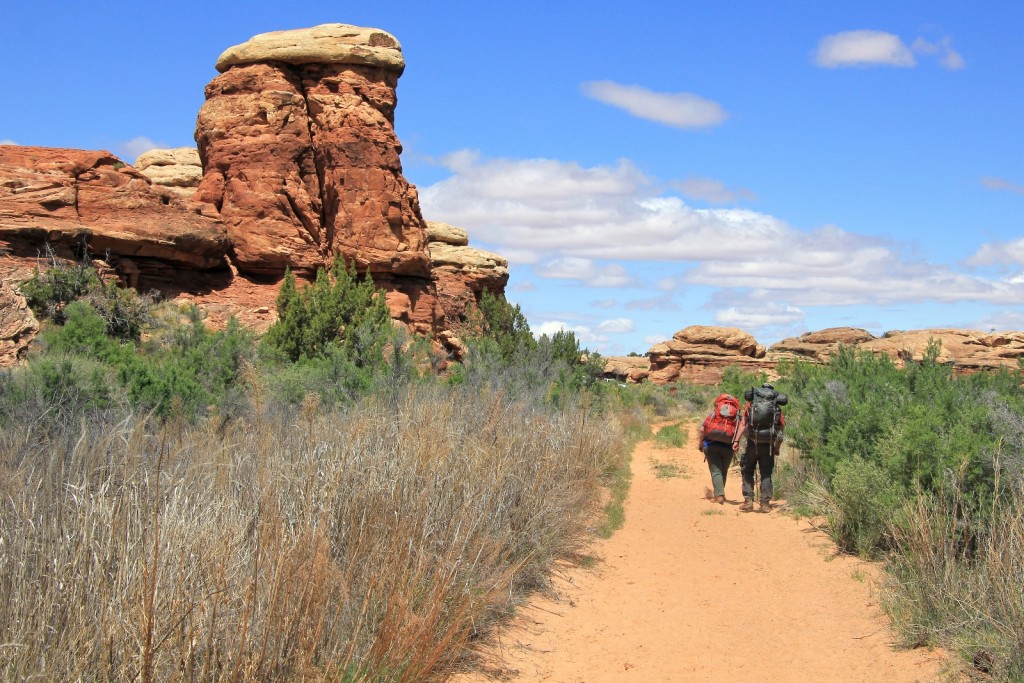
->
xmin=194 ymin=24 xmax=429 ymax=280
xmin=647 ymin=325 xmax=768 ymax=385
xmin=426 ymin=221 xmax=508 ymax=326
xmin=768 ymin=327 xmax=877 ymax=362
xmin=629 ymin=325 xmax=1024 ymax=386
xmin=0 ymin=24 xmax=509 ymax=359
xmin=0 ymin=146 xmax=231 ymax=289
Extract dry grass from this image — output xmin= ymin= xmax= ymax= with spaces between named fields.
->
xmin=0 ymin=384 xmax=625 ymax=682
xmin=882 ymin=483 xmax=1024 ymax=681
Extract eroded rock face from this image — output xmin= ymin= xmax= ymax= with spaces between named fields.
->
xmin=194 ymin=24 xmax=429 ymax=279
xmin=769 ymin=327 xmax=877 ymax=362
xmin=862 ymin=329 xmax=1024 ymax=370
xmin=0 ymin=146 xmax=231 ymax=285
xmin=0 ymin=281 xmax=37 ymax=365
xmin=647 ymin=325 xmax=768 ymax=385
xmin=427 ymin=221 xmax=509 ymax=327
xmin=0 ymin=25 xmax=509 ymax=359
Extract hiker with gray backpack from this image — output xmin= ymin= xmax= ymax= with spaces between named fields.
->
xmin=738 ymin=383 xmax=788 ymax=512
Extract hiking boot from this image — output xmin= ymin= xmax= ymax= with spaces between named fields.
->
xmin=740 ymin=499 xmax=753 ymax=511
xmin=759 ymin=501 xmax=771 ymax=513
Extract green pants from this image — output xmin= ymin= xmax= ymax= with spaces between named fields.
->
xmin=703 ymin=441 xmax=733 ymax=498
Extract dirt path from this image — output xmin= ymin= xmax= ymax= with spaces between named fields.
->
xmin=452 ymin=422 xmax=946 ymax=682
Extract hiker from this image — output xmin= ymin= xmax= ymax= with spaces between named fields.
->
xmin=698 ymin=393 xmax=742 ymax=504
xmin=738 ymin=383 xmax=788 ymax=513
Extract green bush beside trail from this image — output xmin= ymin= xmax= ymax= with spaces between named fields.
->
xmin=741 ymin=345 xmax=1024 ymax=680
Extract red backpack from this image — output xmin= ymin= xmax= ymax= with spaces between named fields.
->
xmin=703 ymin=394 xmax=741 ymax=444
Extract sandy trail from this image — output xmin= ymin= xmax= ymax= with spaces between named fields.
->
xmin=452 ymin=422 xmax=946 ymax=683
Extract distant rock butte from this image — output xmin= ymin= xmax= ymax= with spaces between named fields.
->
xmin=0 ymin=24 xmax=507 ymax=360
xmin=603 ymin=325 xmax=1024 ymax=386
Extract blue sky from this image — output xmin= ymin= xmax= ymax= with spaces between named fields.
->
xmin=2 ymin=2 xmax=1023 ymax=354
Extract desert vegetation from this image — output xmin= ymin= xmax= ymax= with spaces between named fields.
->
xmin=764 ymin=346 xmax=1024 ymax=680
xmin=0 ymin=255 xmax=679 ymax=682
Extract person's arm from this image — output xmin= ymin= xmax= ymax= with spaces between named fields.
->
xmin=732 ymin=411 xmax=746 ymax=451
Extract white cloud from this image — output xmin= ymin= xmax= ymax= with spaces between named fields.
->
xmin=912 ymin=36 xmax=965 ymax=70
xmin=625 ymin=294 xmax=679 ymax=311
xmin=533 ymin=320 xmax=609 ymax=346
xmin=972 ymin=311 xmax=1024 ymax=332
xmin=508 ymin=279 xmax=537 ymax=292
xmin=534 ymin=257 xmax=634 ymax=287
xmin=673 ymin=176 xmax=756 ymax=204
xmin=644 ymin=334 xmax=669 ymax=345
xmin=596 ymin=318 xmax=635 ymax=334
xmin=657 ymin=276 xmax=682 ymax=291
xmin=592 ymin=298 xmax=618 ymax=309
xmin=981 ymin=176 xmax=1024 ymax=195
xmin=115 ymin=136 xmax=167 ymax=164
xmin=581 ymin=81 xmax=727 ymax=129
xmin=715 ymin=303 xmax=806 ymax=331
xmin=420 ymin=151 xmax=1024 ymax=312
xmin=966 ymin=238 xmax=1024 ymax=268
xmin=534 ymin=320 xmax=571 ymax=337
xmin=420 ymin=152 xmax=791 ymax=263
xmin=815 ymin=30 xmax=916 ymax=68
xmin=0 ymin=139 xmax=17 ymax=146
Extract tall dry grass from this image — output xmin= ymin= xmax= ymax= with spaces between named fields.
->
xmin=883 ymin=481 xmax=1024 ymax=681
xmin=0 ymin=384 xmax=625 ymax=681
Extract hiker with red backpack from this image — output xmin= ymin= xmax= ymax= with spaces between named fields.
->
xmin=698 ymin=393 xmax=742 ymax=504
xmin=738 ymin=383 xmax=788 ymax=513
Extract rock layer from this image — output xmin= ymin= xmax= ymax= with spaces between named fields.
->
xmin=427 ymin=221 xmax=509 ymax=326
xmin=0 ymin=146 xmax=230 ymax=286
xmin=625 ymin=325 xmax=1024 ymax=386
xmin=647 ymin=325 xmax=766 ymax=384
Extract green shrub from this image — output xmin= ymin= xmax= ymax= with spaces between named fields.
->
xmin=0 ymin=352 xmax=121 ymax=433
xmin=825 ymin=457 xmax=902 ymax=557
xmin=261 ymin=258 xmax=392 ymax=365
xmin=18 ymin=247 xmax=102 ymax=324
xmin=718 ymin=364 xmax=768 ymax=401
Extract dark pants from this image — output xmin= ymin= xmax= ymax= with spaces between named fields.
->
xmin=741 ymin=439 xmax=776 ymax=504
xmin=703 ymin=441 xmax=733 ymax=498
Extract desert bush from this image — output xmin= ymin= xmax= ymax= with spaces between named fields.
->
xmin=0 ymin=383 xmax=625 ymax=682
xmin=18 ymin=246 xmax=154 ymax=339
xmin=718 ymin=364 xmax=769 ymax=402
xmin=261 ymin=259 xmax=392 ymax=366
xmin=85 ymin=279 xmax=154 ymax=341
xmin=18 ymin=246 xmax=101 ymax=324
xmin=820 ymin=457 xmax=902 ymax=557
xmin=774 ymin=343 xmax=1024 ymax=678
xmin=884 ymin=482 xmax=1024 ymax=681
xmin=781 ymin=345 xmax=1024 ymax=520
